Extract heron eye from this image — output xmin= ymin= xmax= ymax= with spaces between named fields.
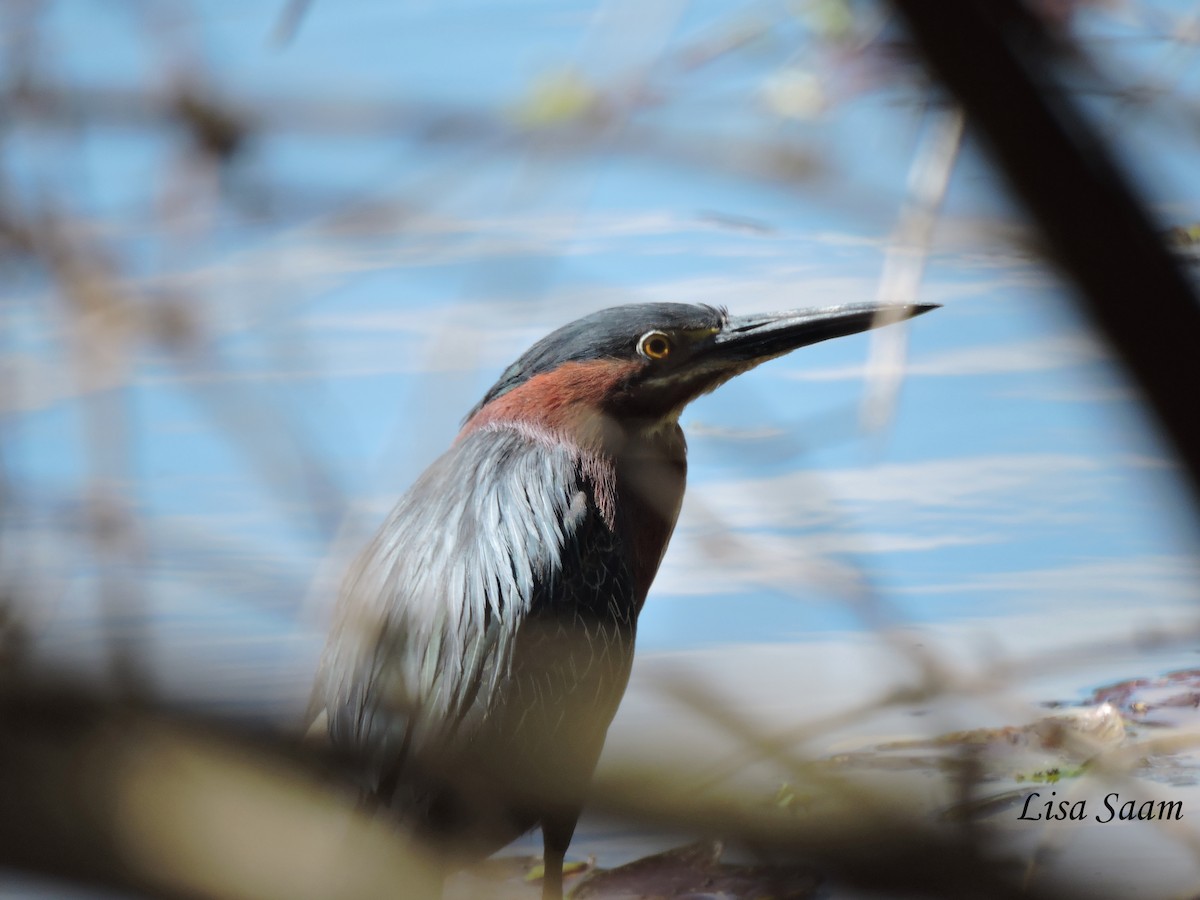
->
xmin=638 ymin=331 xmax=672 ymax=360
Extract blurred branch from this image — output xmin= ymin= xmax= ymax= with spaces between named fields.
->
xmin=3 ymin=82 xmax=825 ymax=190
xmin=865 ymin=104 xmax=964 ymax=432
xmin=890 ymin=0 xmax=1200 ymax=524
xmin=272 ymin=0 xmax=315 ymax=48
xmin=0 ymin=683 xmax=442 ymax=899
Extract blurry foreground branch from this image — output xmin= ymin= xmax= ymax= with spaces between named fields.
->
xmin=0 ymin=684 xmax=441 ymax=899
xmin=0 ymin=679 xmax=1080 ymax=900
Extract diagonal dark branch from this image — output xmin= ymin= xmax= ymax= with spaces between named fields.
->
xmin=890 ymin=0 xmax=1200 ymax=523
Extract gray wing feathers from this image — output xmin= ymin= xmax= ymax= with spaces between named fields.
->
xmin=311 ymin=428 xmax=584 ymax=782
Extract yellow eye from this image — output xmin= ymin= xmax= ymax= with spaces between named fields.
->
xmin=638 ymin=331 xmax=672 ymax=360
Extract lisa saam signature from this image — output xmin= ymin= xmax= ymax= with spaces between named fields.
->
xmin=1018 ymin=791 xmax=1183 ymax=823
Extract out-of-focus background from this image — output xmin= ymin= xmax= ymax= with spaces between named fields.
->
xmin=6 ymin=1 xmax=1200 ymax=897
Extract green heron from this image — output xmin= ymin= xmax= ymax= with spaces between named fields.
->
xmin=308 ymin=301 xmax=935 ymax=898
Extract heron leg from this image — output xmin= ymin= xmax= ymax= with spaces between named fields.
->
xmin=540 ymin=815 xmax=577 ymax=900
